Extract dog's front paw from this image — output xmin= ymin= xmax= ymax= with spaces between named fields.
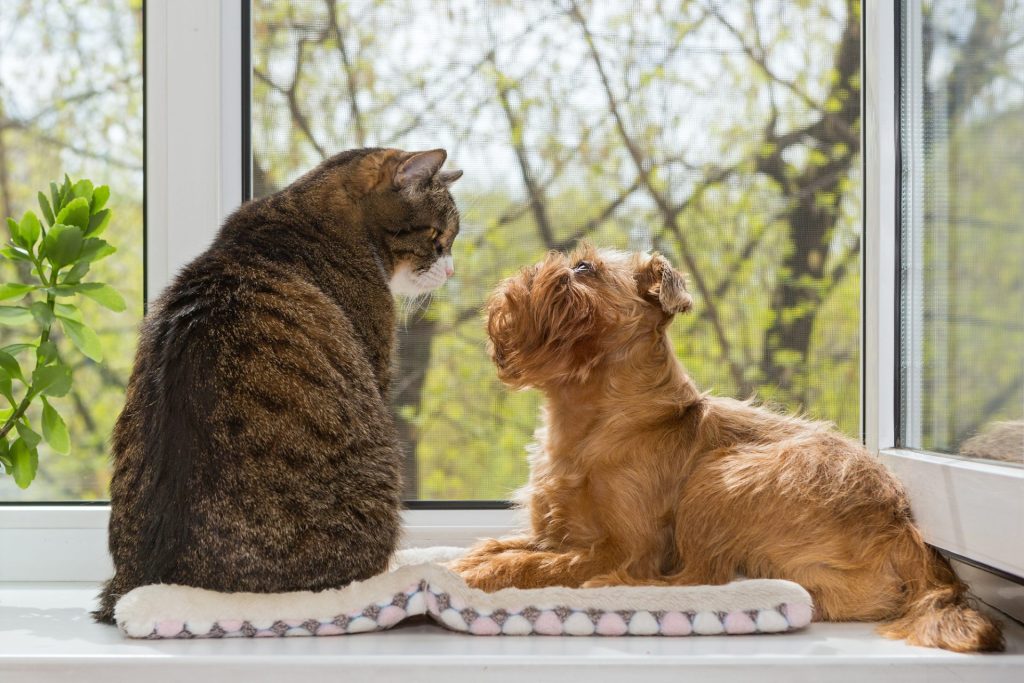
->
xmin=582 ymin=569 xmax=668 ymax=588
xmin=451 ymin=555 xmax=518 ymax=592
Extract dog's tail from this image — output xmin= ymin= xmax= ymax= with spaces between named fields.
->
xmin=878 ymin=526 xmax=1003 ymax=652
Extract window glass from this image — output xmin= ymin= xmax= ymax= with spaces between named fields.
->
xmin=0 ymin=0 xmax=144 ymax=500
xmin=900 ymin=0 xmax=1024 ymax=464
xmin=251 ymin=0 xmax=863 ymax=499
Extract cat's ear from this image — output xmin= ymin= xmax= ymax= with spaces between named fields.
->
xmin=394 ymin=149 xmax=447 ymax=189
xmin=437 ymin=170 xmax=463 ymax=186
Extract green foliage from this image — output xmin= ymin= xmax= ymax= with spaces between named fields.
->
xmin=0 ymin=176 xmax=122 ymax=488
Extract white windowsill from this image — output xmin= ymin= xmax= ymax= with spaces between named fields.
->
xmin=879 ymin=449 xmax=1024 ymax=578
xmin=1 ymin=583 xmax=1022 ymax=683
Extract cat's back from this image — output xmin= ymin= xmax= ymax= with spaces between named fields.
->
xmin=105 ymin=204 xmax=402 ymax=602
xmin=126 ymin=210 xmax=387 ymax=459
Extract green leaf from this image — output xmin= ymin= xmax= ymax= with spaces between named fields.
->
xmin=1 ymin=343 xmax=34 ymax=356
xmin=19 ymin=211 xmax=41 ymax=246
xmin=11 ymin=438 xmax=37 ymax=489
xmin=0 ymin=374 xmax=12 ymax=401
xmin=75 ymin=283 xmax=126 ymax=312
xmin=0 ymin=350 xmax=24 ymax=382
xmin=30 ymin=301 xmax=54 ymax=327
xmin=50 ymin=181 xmax=61 ymax=215
xmin=60 ymin=261 xmax=91 ymax=285
xmin=1 ymin=246 xmax=33 ymax=262
xmin=55 ymin=302 xmax=82 ymax=322
xmin=0 ymin=306 xmax=33 ymax=326
xmin=38 ymin=191 xmax=55 ymax=226
xmin=36 ymin=340 xmax=58 ymax=365
xmin=59 ymin=317 xmax=102 ymax=361
xmin=72 ymin=179 xmax=94 ymax=204
xmin=55 ymin=197 xmax=90 ymax=232
xmin=0 ymin=283 xmax=35 ymax=301
xmin=0 ymin=439 xmax=11 ymax=473
xmin=41 ymin=223 xmax=84 ymax=268
xmin=86 ymin=208 xmax=111 ymax=237
xmin=77 ymin=238 xmax=115 ymax=264
xmin=41 ymin=399 xmax=70 ymax=455
xmin=61 ymin=175 xmax=73 ymax=208
xmin=15 ymin=420 xmax=41 ymax=449
xmin=91 ymin=185 xmax=110 ymax=213
xmin=6 ymin=217 xmax=21 ymax=243
xmin=32 ymin=363 xmax=72 ymax=397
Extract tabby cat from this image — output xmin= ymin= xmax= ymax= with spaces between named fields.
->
xmin=94 ymin=148 xmax=462 ymax=623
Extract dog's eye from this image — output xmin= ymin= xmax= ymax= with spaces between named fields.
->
xmin=573 ymin=260 xmax=594 ymax=274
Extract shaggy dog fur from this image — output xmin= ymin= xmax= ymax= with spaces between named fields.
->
xmin=451 ymin=245 xmax=1004 ymax=653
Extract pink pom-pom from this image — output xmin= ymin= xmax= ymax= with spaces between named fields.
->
xmin=783 ymin=602 xmax=813 ymax=628
xmin=533 ymin=610 xmax=563 ymax=635
xmin=155 ymin=620 xmax=184 ymax=638
xmin=218 ymin=619 xmax=243 ymax=634
xmin=659 ymin=611 xmax=692 ymax=636
xmin=470 ymin=616 xmax=502 ymax=635
xmin=377 ymin=605 xmax=406 ymax=628
xmin=724 ymin=611 xmax=756 ymax=634
xmin=595 ymin=612 xmax=628 ymax=636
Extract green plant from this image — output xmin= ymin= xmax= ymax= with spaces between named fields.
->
xmin=0 ymin=175 xmax=124 ymax=489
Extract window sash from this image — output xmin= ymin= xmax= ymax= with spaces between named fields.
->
xmin=0 ymin=0 xmax=1020 ymax=585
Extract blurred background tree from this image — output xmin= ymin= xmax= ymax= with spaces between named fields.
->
xmin=1 ymin=0 xmax=1019 ymax=501
xmin=0 ymin=0 xmax=143 ymax=501
xmin=252 ymin=0 xmax=866 ymax=498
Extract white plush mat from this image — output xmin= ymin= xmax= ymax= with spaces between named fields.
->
xmin=115 ymin=547 xmax=813 ymax=638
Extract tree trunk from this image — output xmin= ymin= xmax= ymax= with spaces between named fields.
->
xmin=758 ymin=2 xmax=861 ymax=406
xmin=391 ymin=317 xmax=437 ymax=499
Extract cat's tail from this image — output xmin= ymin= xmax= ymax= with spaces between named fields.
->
xmin=92 ymin=577 xmax=119 ymax=624
xmin=878 ymin=526 xmax=1003 ymax=652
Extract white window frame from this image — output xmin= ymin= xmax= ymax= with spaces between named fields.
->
xmin=0 ymin=0 xmax=1020 ymax=594
xmin=863 ymin=0 xmax=1024 ymax=581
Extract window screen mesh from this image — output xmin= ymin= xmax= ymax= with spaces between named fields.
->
xmin=899 ymin=0 xmax=1024 ymax=464
xmin=250 ymin=0 xmax=863 ymax=499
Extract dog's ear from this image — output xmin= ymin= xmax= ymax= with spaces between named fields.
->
xmin=637 ymin=253 xmax=693 ymax=315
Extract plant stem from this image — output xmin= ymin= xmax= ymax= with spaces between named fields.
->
xmin=0 ymin=259 xmax=55 ymax=441
xmin=0 ymin=394 xmax=33 ymax=440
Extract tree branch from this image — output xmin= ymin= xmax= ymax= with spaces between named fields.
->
xmin=568 ymin=0 xmax=751 ymax=394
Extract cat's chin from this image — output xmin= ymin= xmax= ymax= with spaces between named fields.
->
xmin=389 ymin=258 xmax=451 ymax=297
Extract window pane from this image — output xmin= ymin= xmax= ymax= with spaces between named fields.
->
xmin=251 ymin=0 xmax=862 ymax=499
xmin=0 ymin=0 xmax=144 ymax=500
xmin=900 ymin=0 xmax=1024 ymax=464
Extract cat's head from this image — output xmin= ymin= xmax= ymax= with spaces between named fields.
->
xmin=311 ymin=147 xmax=463 ymax=297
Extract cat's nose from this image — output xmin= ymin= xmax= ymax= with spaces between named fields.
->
xmin=445 ymin=264 xmax=455 ymax=278
xmin=444 ymin=256 xmax=454 ymax=278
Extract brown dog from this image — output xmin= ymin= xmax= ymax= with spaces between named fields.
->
xmin=452 ymin=245 xmax=1003 ymax=652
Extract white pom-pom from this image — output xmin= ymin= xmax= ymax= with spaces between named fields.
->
xmin=628 ymin=611 xmax=659 ymax=635
xmin=346 ymin=616 xmax=376 ymax=633
xmin=501 ymin=614 xmax=533 ymax=635
xmin=405 ymin=592 xmax=427 ymax=615
xmin=440 ymin=608 xmax=467 ymax=631
xmin=692 ymin=612 xmax=724 ymax=635
xmin=563 ymin=612 xmax=596 ymax=636
xmin=185 ymin=620 xmax=213 ymax=636
xmin=756 ymin=609 xmax=789 ymax=633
